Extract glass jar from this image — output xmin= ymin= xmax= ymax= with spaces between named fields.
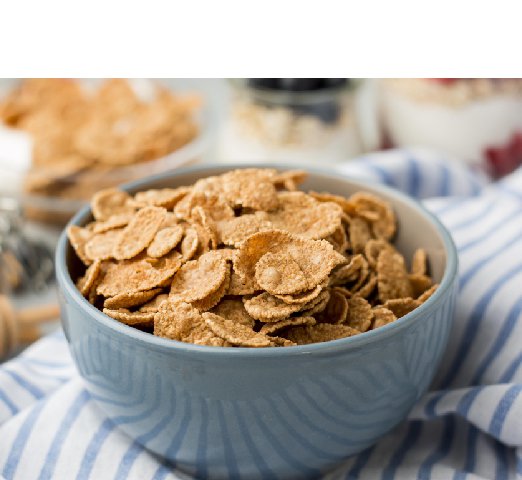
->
xmin=219 ymin=79 xmax=364 ymax=163
xmin=380 ymin=78 xmax=522 ymax=176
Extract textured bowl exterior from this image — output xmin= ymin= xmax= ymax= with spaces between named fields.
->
xmin=56 ymin=164 xmax=458 ymax=479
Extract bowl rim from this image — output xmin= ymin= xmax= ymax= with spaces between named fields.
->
xmin=56 ymin=162 xmax=458 ymax=358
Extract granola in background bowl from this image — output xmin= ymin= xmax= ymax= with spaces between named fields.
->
xmin=0 ymin=79 xmax=214 ymax=224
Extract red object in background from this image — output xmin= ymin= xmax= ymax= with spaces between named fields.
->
xmin=485 ymin=132 xmax=522 ymax=179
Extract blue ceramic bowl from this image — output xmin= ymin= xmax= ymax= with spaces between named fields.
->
xmin=56 ymin=164 xmax=458 ymax=479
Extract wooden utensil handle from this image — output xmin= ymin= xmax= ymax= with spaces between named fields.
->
xmin=17 ymin=304 xmax=60 ymax=326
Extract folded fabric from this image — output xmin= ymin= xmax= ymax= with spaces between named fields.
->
xmin=0 ymin=149 xmax=521 ymax=480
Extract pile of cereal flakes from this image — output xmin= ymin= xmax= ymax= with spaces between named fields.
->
xmin=0 ymin=79 xmax=199 ymax=202
xmin=68 ymin=168 xmax=438 ymax=348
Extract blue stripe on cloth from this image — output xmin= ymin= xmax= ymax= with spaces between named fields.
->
xmin=453 ymin=424 xmax=479 ymax=480
xmin=489 ymin=385 xmax=522 ymax=438
xmin=456 ymin=386 xmax=485 ymax=417
xmin=497 ymin=183 xmax=522 ymax=201
xmin=430 ymin=197 xmax=469 ymax=217
xmin=457 ymin=209 xmax=522 ymax=253
xmin=1 ymin=370 xmax=45 ymax=399
xmin=500 ymin=351 xmax=522 ymax=383
xmin=407 ymin=156 xmax=421 ymax=197
xmin=17 ymin=358 xmax=70 ymax=369
xmin=418 ymin=416 xmax=456 ymax=480
xmin=437 ymin=161 xmax=451 ymax=197
xmin=360 ymin=160 xmax=395 ymax=186
xmin=114 ymin=407 xmax=174 ymax=480
xmin=114 ymin=441 xmax=144 ymax=480
xmin=452 ymin=388 xmax=486 ymax=480
xmin=472 ymin=296 xmax=522 ymax=384
xmin=344 ymin=445 xmax=375 ymax=479
xmin=493 ymin=440 xmax=509 ymax=480
xmin=425 ymin=391 xmax=448 ymax=418
xmin=382 ymin=421 xmax=423 ymax=480
xmin=0 ymin=389 xmax=18 ymax=416
xmin=2 ymin=399 xmax=46 ymax=479
xmin=441 ymin=262 xmax=522 ymax=388
xmin=459 ymin=224 xmax=522 ymax=289
xmin=38 ymin=390 xmax=90 ymax=480
xmin=446 ymin=198 xmax=498 ymax=232
xmin=75 ymin=418 xmax=116 ymax=480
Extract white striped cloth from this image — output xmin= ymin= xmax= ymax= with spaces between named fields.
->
xmin=1 ymin=148 xmax=522 ymax=480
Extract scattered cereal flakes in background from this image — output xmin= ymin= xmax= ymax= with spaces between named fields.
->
xmin=91 ymin=188 xmax=135 ymax=221
xmin=0 ymin=79 xmax=200 ymax=207
xmin=70 ymin=168 xmax=438 ymax=348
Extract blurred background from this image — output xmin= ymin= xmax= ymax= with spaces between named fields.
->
xmin=1 ymin=77 xmax=522 ymax=357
